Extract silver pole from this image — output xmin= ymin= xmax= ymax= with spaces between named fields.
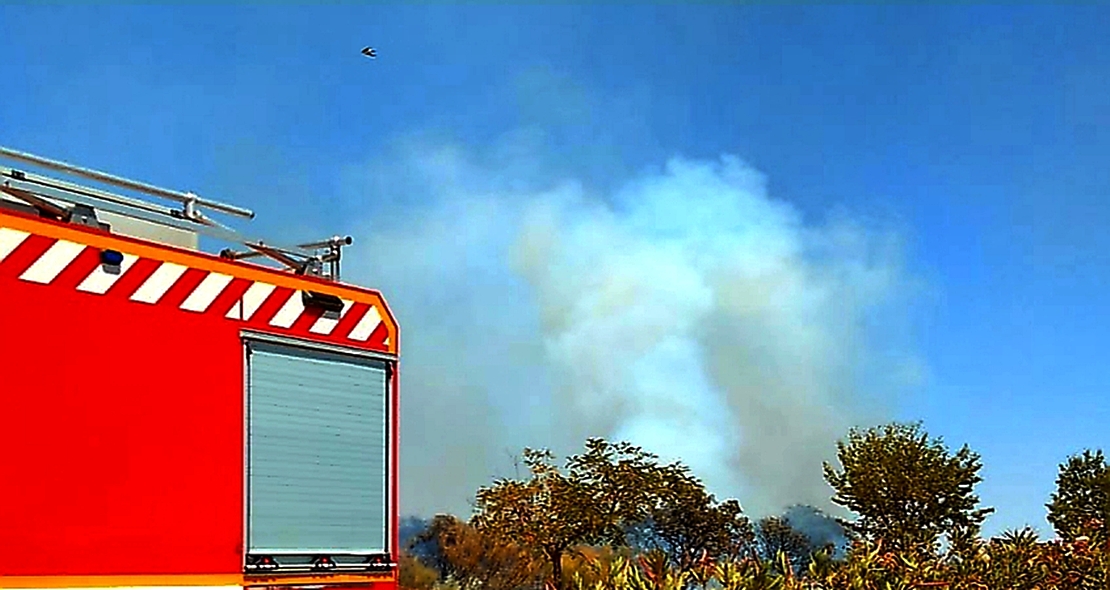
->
xmin=297 ymin=236 xmax=353 ymax=249
xmin=0 ymin=145 xmax=255 ymax=219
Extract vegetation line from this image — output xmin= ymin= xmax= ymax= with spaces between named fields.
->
xmin=400 ymin=422 xmax=1110 ymax=589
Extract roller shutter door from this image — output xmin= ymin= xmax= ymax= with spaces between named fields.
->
xmin=246 ymin=339 xmax=389 ymax=556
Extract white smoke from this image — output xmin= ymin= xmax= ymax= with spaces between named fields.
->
xmin=345 ymin=138 xmax=923 ymax=519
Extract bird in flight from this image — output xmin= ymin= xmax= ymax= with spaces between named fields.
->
xmin=361 ymin=47 xmax=377 ymax=59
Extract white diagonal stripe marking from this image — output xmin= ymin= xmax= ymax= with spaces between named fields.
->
xmin=130 ymin=262 xmax=187 ymax=304
xmin=269 ymin=290 xmax=305 ymax=328
xmin=180 ymin=272 xmax=233 ymax=312
xmin=0 ymin=228 xmax=30 ymax=263
xmin=348 ymin=305 xmax=382 ymax=341
xmin=308 ymin=298 xmax=354 ymax=335
xmin=76 ymin=253 xmax=139 ymax=294
xmin=19 ymin=240 xmax=85 ymax=284
xmin=226 ymin=282 xmax=276 ymax=321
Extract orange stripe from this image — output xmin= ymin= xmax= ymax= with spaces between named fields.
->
xmin=0 ymin=574 xmax=239 ymax=588
xmin=0 ymin=573 xmax=395 ymax=589
xmin=0 ymin=210 xmax=398 ymax=354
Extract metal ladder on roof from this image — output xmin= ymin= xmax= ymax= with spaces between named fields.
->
xmin=0 ymin=145 xmax=352 ymax=281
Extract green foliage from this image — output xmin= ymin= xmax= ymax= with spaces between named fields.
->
xmin=396 ymin=431 xmax=1110 ymax=590
xmin=398 ymin=549 xmax=441 ymax=590
xmin=566 ymin=439 xmax=686 ymax=547
xmin=629 ymin=464 xmax=754 ymax=575
xmin=410 ymin=513 xmax=542 ymax=590
xmin=569 ymin=551 xmax=692 ymax=590
xmin=408 ymin=514 xmax=455 ymax=578
xmin=822 ymin=421 xmax=994 ymax=554
xmin=1046 ymin=449 xmax=1110 ymax=540
xmin=756 ymin=515 xmax=813 ymax=574
xmin=472 ymin=447 xmax=592 ymax=588
xmin=473 ymin=439 xmax=713 ymax=589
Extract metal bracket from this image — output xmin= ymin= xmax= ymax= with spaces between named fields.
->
xmin=0 ymin=183 xmax=110 ymax=231
xmin=69 ymin=203 xmax=107 ymax=230
xmin=221 ymin=235 xmax=352 ymax=280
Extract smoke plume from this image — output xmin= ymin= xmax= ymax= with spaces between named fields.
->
xmin=345 ymin=136 xmax=923 ymax=520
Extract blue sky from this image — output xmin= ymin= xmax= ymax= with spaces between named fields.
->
xmin=3 ymin=4 xmax=1109 ymax=537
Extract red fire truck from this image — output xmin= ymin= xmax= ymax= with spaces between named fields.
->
xmin=0 ymin=147 xmax=400 ymax=590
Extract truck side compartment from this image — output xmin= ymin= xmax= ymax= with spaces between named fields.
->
xmin=0 ymin=153 xmax=400 ymax=590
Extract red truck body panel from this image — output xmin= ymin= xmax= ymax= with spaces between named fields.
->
xmin=0 ymin=209 xmax=399 ymax=590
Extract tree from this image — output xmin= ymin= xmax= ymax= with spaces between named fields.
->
xmin=397 ymin=550 xmax=440 ymax=590
xmin=822 ymin=421 xmax=994 ymax=554
xmin=566 ymin=438 xmax=684 ymax=547
xmin=410 ymin=514 xmax=542 ymax=590
xmin=472 ymin=445 xmax=618 ymax=589
xmin=753 ymin=506 xmax=846 ymax=577
xmin=1046 ymin=449 xmax=1110 ymax=539
xmin=402 ymin=516 xmax=443 ymax=576
xmin=407 ymin=514 xmax=454 ymax=581
xmin=471 ymin=439 xmax=700 ymax=589
xmin=781 ymin=504 xmax=848 ymax=557
xmin=627 ymin=470 xmax=754 ymax=575
xmin=756 ymin=515 xmax=814 ymax=573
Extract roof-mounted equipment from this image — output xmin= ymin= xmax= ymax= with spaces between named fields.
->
xmin=0 ymin=145 xmax=352 ymax=281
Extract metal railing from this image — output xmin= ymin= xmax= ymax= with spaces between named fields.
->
xmin=0 ymin=145 xmax=352 ymax=280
